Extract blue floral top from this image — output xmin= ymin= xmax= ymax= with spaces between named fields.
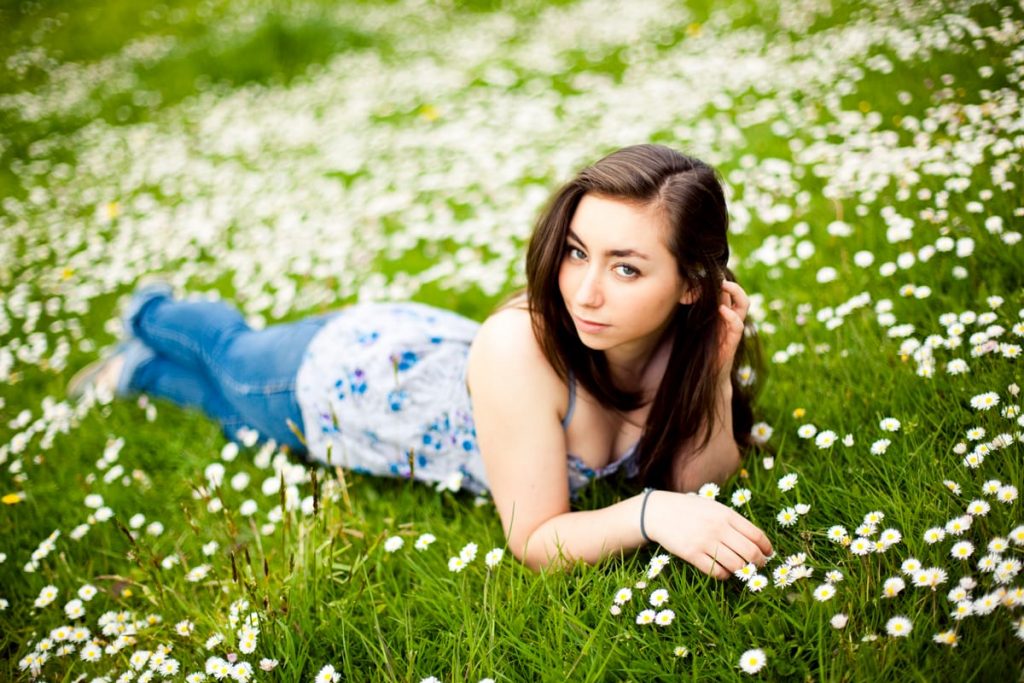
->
xmin=295 ymin=301 xmax=639 ymax=496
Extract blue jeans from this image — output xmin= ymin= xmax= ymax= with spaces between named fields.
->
xmin=120 ymin=287 xmax=335 ymax=451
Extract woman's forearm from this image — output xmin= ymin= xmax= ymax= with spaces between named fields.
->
xmin=672 ymin=381 xmax=740 ymax=492
xmin=518 ymin=493 xmax=648 ymax=570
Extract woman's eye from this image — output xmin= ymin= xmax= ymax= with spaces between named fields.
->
xmin=567 ymin=246 xmax=586 ymax=260
xmin=615 ymin=264 xmax=639 ymax=278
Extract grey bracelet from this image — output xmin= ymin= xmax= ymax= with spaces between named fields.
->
xmin=639 ymin=487 xmax=655 ymax=543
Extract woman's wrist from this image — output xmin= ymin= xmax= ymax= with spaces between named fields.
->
xmin=639 ymin=487 xmax=656 ymax=544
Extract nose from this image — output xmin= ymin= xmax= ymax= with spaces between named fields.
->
xmin=574 ymin=264 xmax=603 ymax=309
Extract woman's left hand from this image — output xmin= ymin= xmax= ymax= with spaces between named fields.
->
xmin=715 ymin=280 xmax=749 ymax=385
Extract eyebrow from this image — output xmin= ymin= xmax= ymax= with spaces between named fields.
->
xmin=567 ymin=230 xmax=650 ymax=260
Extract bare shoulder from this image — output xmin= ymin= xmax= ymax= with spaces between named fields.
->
xmin=467 ymin=304 xmax=562 ymax=401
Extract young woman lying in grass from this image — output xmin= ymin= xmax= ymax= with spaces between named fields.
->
xmin=69 ymin=143 xmax=773 ymax=574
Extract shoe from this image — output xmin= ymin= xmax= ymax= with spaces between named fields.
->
xmin=67 ymin=350 xmax=127 ymax=401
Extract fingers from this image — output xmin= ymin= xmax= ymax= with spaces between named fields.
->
xmin=720 ymin=281 xmax=749 ymax=320
xmin=729 ymin=515 xmax=774 ymax=557
xmin=702 ymin=544 xmax=746 ymax=580
xmin=722 ymin=531 xmax=770 ymax=568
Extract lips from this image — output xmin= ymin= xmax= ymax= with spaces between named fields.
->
xmin=573 ymin=314 xmax=609 ymax=332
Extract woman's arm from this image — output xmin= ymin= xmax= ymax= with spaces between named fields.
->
xmin=467 ymin=308 xmax=771 ymax=573
xmin=671 ymin=379 xmax=741 ymax=492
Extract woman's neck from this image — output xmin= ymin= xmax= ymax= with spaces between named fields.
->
xmin=605 ymin=330 xmax=673 ymax=398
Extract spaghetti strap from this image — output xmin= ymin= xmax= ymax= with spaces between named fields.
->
xmin=561 ymin=371 xmax=576 ymax=430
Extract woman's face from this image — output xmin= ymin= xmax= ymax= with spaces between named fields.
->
xmin=557 ymin=193 xmax=694 ymax=361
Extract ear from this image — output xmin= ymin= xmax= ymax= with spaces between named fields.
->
xmin=678 ymin=284 xmax=698 ymax=305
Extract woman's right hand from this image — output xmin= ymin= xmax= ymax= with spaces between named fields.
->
xmin=644 ymin=490 xmax=773 ymax=580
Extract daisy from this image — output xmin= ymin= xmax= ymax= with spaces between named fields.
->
xmin=80 ymin=641 xmax=102 ymax=662
xmin=923 ymin=527 xmax=945 ymax=544
xmin=950 ymin=541 xmax=974 ymax=559
xmin=785 ymin=553 xmax=807 ymax=566
xmin=383 ymin=536 xmax=404 ymax=553
xmin=635 ymin=609 xmax=656 ymax=625
xmin=912 ymin=567 xmax=948 ymax=589
xmin=946 ymin=359 xmax=970 ymax=374
xmin=870 ymin=439 xmax=891 ymax=455
xmin=738 ymin=648 xmax=767 ymax=674
xmin=448 ymin=556 xmax=466 ymax=573
xmin=977 ymin=554 xmax=1001 ymax=573
xmin=731 ymin=488 xmax=752 ymax=507
xmin=885 ymin=616 xmax=912 ymax=637
xmin=981 ymin=479 xmax=1002 ymax=494
xmin=673 ymin=646 xmax=690 ymax=658
xmin=1011 ymin=526 xmax=1024 ymax=546
xmin=414 ymin=533 xmax=436 ymax=551
xmin=973 ymin=592 xmax=1001 ymax=615
xmin=78 ymin=584 xmax=98 ymax=601
xmin=185 ymin=565 xmax=211 ymax=583
xmin=855 ymin=523 xmax=877 ymax=537
xmin=797 ymin=424 xmax=817 ymax=439
xmin=966 ymin=500 xmax=991 ymax=516
xmin=777 ymin=507 xmax=798 ymax=526
xmin=947 ymin=586 xmax=969 ymax=602
xmin=795 ymin=503 xmax=811 ymax=515
xmin=997 ymin=485 xmax=1018 ymax=503
xmin=945 ymin=516 xmax=972 ymax=535
xmin=951 ymin=601 xmax=974 ymax=620
xmin=459 ymin=542 xmax=478 ymax=563
xmin=882 ymin=577 xmax=905 ymax=598
xmin=826 ymin=526 xmax=849 ymax=543
xmin=613 ymin=588 xmax=633 ymax=605
xmin=830 ymin=613 xmax=848 ymax=629
xmin=825 ymin=570 xmax=844 ymax=584
xmin=876 ymin=528 xmax=902 ymax=549
xmin=698 ymin=483 xmax=720 ymax=499
xmin=34 ymin=585 xmax=58 ymax=608
xmin=772 ymin=565 xmax=793 ymax=586
xmin=849 ymin=537 xmax=875 ymax=555
xmin=879 ymin=418 xmax=901 ymax=432
xmin=933 ymin=631 xmax=958 ymax=647
xmin=484 ymin=548 xmax=504 ymax=568
xmin=777 ymin=473 xmax=798 ymax=491
xmin=315 ymin=665 xmax=340 ymax=683
xmin=969 ymin=392 xmax=999 ymax=410
xmin=813 ymin=584 xmax=836 ymax=601
xmin=609 ymin=605 xmax=622 ymax=616
xmin=963 ymin=452 xmax=984 ymax=468
xmin=988 ymin=537 xmax=1009 ymax=553
xmin=814 ymin=430 xmax=837 ymax=448
xmin=647 ymin=554 xmax=670 ymax=579
xmin=649 ymin=589 xmax=670 ymax=607
xmin=735 ymin=563 xmax=757 ymax=581
xmin=750 ymin=422 xmax=773 ymax=444
xmin=654 ymin=609 xmax=675 ymax=626
xmin=995 ymin=558 xmax=1022 ymax=584
xmin=871 ymin=512 xmax=895 ymax=526
xmin=747 ymin=575 xmax=769 ymax=592
xmin=842 ymin=434 xmax=854 ymax=447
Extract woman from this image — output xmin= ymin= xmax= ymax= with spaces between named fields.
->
xmin=69 ymin=144 xmax=773 ymax=575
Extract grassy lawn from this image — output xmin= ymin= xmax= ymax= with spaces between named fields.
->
xmin=1 ymin=0 xmax=1022 ymax=680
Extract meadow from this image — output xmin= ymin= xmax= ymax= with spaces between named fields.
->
xmin=1 ymin=0 xmax=1022 ymax=680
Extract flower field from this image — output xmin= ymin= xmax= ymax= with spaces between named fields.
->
xmin=1 ymin=0 xmax=1022 ymax=679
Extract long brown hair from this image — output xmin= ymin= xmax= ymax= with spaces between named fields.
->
xmin=524 ymin=144 xmax=763 ymax=489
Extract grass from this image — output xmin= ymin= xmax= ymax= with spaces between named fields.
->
xmin=1 ymin=0 xmax=1023 ymax=680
